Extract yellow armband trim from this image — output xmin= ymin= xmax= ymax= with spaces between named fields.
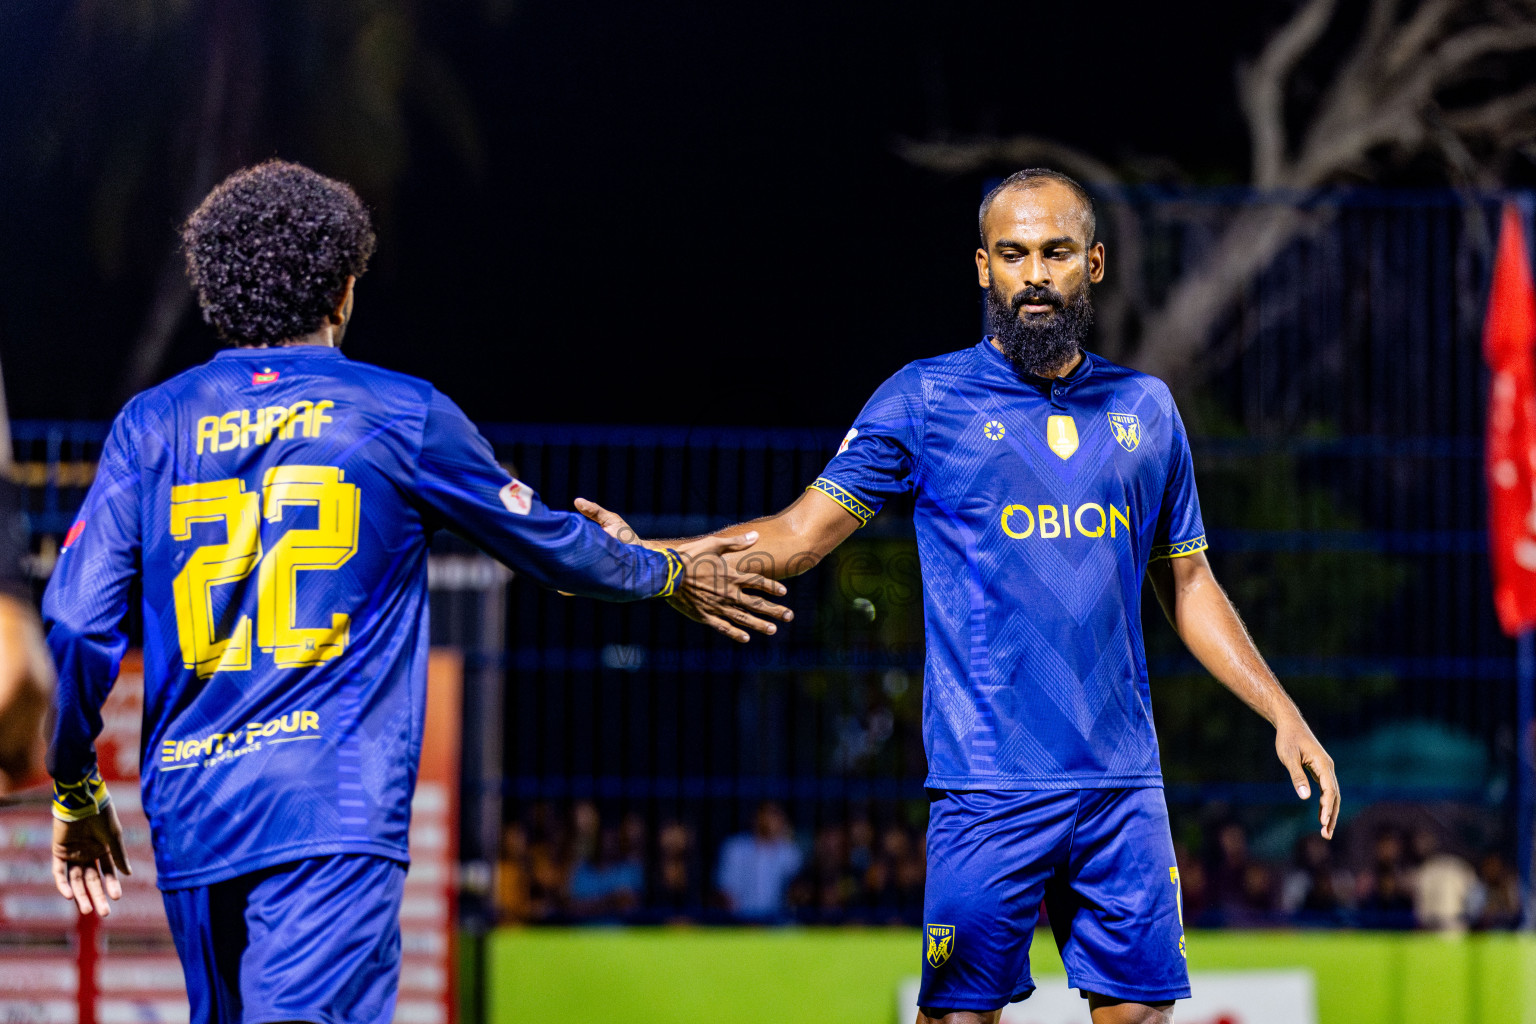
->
xmin=1150 ymin=535 xmax=1209 ymax=561
xmin=808 ymin=477 xmax=875 ymax=526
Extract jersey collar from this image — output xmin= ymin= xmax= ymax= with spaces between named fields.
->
xmin=977 ymin=335 xmax=1095 ymax=396
xmin=212 ymin=344 xmax=348 ymax=361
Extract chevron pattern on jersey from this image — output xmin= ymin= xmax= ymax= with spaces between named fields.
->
xmin=46 ymin=345 xmax=675 ymax=889
xmin=820 ymin=339 xmax=1205 ymax=789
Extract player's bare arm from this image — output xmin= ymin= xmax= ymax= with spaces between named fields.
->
xmin=1147 ymin=550 xmax=1340 ymax=839
xmin=576 ymin=489 xmax=858 ymax=633
xmin=578 ymin=488 xmax=858 ymax=577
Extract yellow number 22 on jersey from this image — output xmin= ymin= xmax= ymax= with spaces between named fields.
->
xmin=171 ymin=465 xmax=360 ymax=678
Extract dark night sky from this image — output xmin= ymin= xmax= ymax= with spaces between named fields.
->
xmin=1 ymin=2 xmax=1276 ymax=426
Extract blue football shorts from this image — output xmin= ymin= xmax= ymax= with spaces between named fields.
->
xmin=919 ymin=787 xmax=1190 ymax=1012
xmin=161 ymin=853 xmax=408 ymax=1024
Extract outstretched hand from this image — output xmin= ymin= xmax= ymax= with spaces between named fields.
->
xmin=574 ymin=497 xmax=644 ymax=546
xmin=1275 ymin=715 xmax=1340 ymax=839
xmin=52 ymin=805 xmax=132 ymax=917
xmin=576 ymin=498 xmax=793 ymax=643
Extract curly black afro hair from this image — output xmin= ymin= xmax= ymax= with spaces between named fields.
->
xmin=183 ymin=160 xmax=376 ymax=346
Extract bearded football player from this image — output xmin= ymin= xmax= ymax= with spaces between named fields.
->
xmin=577 ymin=168 xmax=1340 ymax=1024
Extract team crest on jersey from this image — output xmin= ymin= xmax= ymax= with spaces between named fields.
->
xmin=499 ymin=479 xmax=532 ymax=516
xmin=983 ymin=420 xmax=1006 ymax=441
xmin=837 ymin=428 xmax=858 ymax=454
xmin=925 ymin=924 xmax=955 ymax=968
xmin=252 ymin=370 xmax=280 ymax=385
xmin=1045 ymin=415 xmax=1078 ymax=459
xmin=1108 ymin=412 xmax=1142 ymax=453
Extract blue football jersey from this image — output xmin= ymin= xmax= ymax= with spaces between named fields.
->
xmin=45 ymin=345 xmax=681 ymax=889
xmin=813 ymin=338 xmax=1206 ymax=790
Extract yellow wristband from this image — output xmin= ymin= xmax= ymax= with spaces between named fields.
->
xmin=51 ymin=767 xmax=112 ymax=823
xmin=653 ymin=547 xmax=684 ymax=599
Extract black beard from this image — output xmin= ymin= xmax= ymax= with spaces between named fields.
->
xmin=985 ymin=282 xmax=1095 ymax=378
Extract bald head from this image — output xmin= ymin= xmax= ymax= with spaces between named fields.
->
xmin=978 ymin=169 xmax=1096 ymax=249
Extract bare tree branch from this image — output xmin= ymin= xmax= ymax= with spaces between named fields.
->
xmin=1240 ymin=0 xmax=1338 ymax=187
xmin=895 ymin=135 xmax=1121 ymax=184
xmin=1416 ymin=23 xmax=1536 ymax=92
xmin=900 ymin=0 xmax=1536 ymax=393
xmin=1296 ymin=21 xmax=1536 ymax=184
xmin=1359 ymin=0 xmax=1406 ymax=56
xmin=1299 ymin=0 xmax=1447 ymax=156
xmin=1444 ymin=84 xmax=1536 ymax=137
xmin=1380 ymin=0 xmax=1458 ymax=77
xmin=1133 ymin=203 xmax=1321 ymax=387
xmin=1427 ymin=113 xmax=1502 ymax=187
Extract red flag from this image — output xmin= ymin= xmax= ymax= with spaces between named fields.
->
xmin=1486 ymin=202 xmax=1536 ymax=635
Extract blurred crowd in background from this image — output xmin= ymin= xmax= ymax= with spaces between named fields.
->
xmin=492 ymin=801 xmax=925 ymax=926
xmin=491 ymin=800 xmax=1525 ymax=931
xmin=1179 ymin=818 xmax=1521 ymax=932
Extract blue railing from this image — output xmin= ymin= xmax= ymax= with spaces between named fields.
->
xmin=16 ymin=414 xmax=1514 ymax=835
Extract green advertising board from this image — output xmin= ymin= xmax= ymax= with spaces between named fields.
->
xmin=482 ymin=928 xmax=1536 ymax=1024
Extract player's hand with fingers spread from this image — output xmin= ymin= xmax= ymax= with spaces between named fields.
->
xmin=51 ymin=802 xmax=132 ymax=917
xmin=1274 ymin=713 xmax=1340 ymax=839
xmin=575 ymin=498 xmax=793 ymax=643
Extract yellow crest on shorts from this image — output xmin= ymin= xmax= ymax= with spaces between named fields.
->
xmin=925 ymin=923 xmax=955 ymax=968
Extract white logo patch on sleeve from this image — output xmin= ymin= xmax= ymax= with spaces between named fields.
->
xmin=499 ymin=479 xmax=533 ymax=516
xmin=838 ymin=428 xmax=858 ymax=454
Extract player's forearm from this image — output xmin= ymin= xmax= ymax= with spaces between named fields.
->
xmin=718 ymin=496 xmax=856 ymax=580
xmin=42 ymin=633 xmax=115 ymax=783
xmin=41 ymin=601 xmax=128 ymax=784
xmin=718 ymin=513 xmax=832 ymax=579
xmin=577 ymin=490 xmax=856 ymax=583
xmin=1169 ymin=563 xmax=1303 ymax=727
xmin=523 ymin=517 xmax=681 ymax=603
xmin=638 ymin=496 xmax=849 ymax=580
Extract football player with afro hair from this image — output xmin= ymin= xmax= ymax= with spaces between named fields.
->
xmin=45 ymin=160 xmax=790 ymax=1024
xmin=183 ymin=159 xmax=375 ymax=348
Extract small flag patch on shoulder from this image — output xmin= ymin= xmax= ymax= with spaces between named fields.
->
xmin=499 ymin=479 xmax=533 ymax=515
xmin=252 ymin=370 xmax=280 ymax=385
xmin=62 ymin=520 xmax=86 ymax=550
